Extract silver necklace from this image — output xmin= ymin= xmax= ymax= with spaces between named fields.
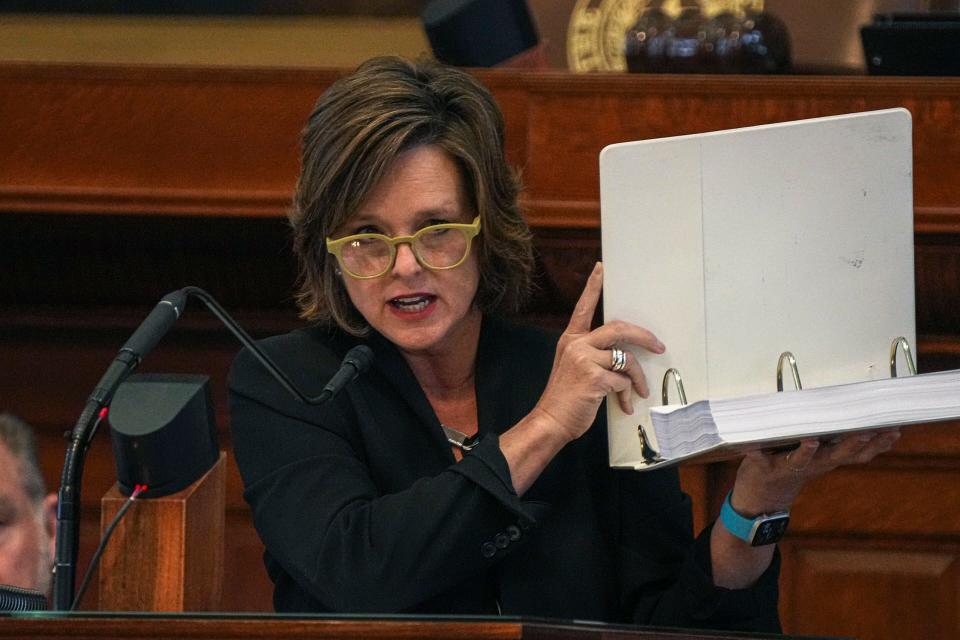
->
xmin=441 ymin=424 xmax=479 ymax=452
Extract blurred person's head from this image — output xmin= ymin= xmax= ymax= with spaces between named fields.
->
xmin=0 ymin=413 xmax=56 ymax=593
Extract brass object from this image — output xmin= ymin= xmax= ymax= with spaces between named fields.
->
xmin=776 ymin=351 xmax=802 ymax=391
xmin=889 ymin=336 xmax=917 ymax=378
xmin=568 ymin=0 xmax=642 ymax=72
xmin=567 ymin=0 xmax=764 ymax=72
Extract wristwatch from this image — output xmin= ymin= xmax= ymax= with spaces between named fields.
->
xmin=719 ymin=491 xmax=790 ymax=546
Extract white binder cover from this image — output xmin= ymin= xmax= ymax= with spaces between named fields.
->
xmin=599 ymin=109 xmax=915 ymax=469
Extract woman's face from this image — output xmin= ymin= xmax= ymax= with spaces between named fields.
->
xmin=333 ymin=145 xmax=482 ymax=357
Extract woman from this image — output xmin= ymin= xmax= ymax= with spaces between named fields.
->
xmin=229 ymin=57 xmax=899 ymax=629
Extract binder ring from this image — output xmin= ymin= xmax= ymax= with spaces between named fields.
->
xmin=776 ymin=352 xmax=803 ymax=391
xmin=637 ymin=423 xmax=662 ymax=463
xmin=889 ymin=336 xmax=917 ymax=378
xmin=661 ymin=368 xmax=688 ymax=406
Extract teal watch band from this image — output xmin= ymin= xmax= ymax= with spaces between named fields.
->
xmin=719 ymin=490 xmax=790 ymax=546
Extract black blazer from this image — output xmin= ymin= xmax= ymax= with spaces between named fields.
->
xmin=228 ymin=317 xmax=780 ymax=631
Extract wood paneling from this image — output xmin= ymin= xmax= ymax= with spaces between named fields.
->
xmin=789 ymin=464 xmax=960 ymax=536
xmin=0 ymin=65 xmax=324 ymax=216
xmin=510 ymin=73 xmax=960 ymax=221
xmin=780 ymin=543 xmax=960 ymax=640
xmin=1 ymin=65 xmax=959 ymax=638
xmin=3 ymin=67 xmax=960 ymax=226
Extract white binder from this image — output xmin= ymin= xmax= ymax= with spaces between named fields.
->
xmin=599 ymin=109 xmax=916 ymax=469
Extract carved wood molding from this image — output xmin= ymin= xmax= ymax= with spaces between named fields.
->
xmin=916 ymin=207 xmax=960 ymax=235
xmin=0 ymin=186 xmax=292 ymax=217
xmin=4 ymin=63 xmax=960 ymax=224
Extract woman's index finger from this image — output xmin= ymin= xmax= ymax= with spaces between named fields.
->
xmin=566 ymin=262 xmax=603 ymax=335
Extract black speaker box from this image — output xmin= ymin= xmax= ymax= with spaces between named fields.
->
xmin=109 ymin=373 xmax=218 ymax=498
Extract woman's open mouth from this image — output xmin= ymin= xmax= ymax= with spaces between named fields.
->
xmin=389 ymin=294 xmax=436 ymax=314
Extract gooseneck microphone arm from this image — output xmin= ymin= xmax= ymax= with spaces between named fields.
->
xmin=53 ymin=289 xmax=187 ymax=612
xmin=181 ymin=287 xmax=373 ymax=405
xmin=53 ymin=287 xmax=373 ymax=610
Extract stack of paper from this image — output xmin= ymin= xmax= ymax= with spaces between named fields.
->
xmin=649 ymin=370 xmax=960 ymax=462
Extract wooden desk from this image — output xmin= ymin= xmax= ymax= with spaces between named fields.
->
xmin=0 ymin=614 xmax=787 ymax=640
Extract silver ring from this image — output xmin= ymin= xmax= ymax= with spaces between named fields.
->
xmin=611 ymin=347 xmax=627 ymax=372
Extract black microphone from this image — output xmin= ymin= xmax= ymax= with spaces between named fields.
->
xmin=54 ymin=288 xmax=190 ymax=611
xmin=90 ymin=289 xmax=188 ymax=407
xmin=318 ymin=345 xmax=375 ymax=403
xmin=119 ymin=289 xmax=187 ymax=364
xmin=53 ymin=287 xmax=375 ymax=610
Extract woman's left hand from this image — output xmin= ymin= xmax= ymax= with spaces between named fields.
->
xmin=730 ymin=429 xmax=902 ymax=516
xmin=711 ymin=429 xmax=901 ymax=590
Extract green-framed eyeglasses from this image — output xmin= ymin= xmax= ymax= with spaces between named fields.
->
xmin=326 ymin=216 xmax=481 ymax=279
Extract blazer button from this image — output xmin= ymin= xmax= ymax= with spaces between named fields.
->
xmin=506 ymin=525 xmax=521 ymax=541
xmin=494 ymin=533 xmax=510 ymax=549
xmin=481 ymin=541 xmax=497 ymax=558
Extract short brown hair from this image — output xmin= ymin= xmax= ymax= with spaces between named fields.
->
xmin=290 ymin=56 xmax=534 ymax=335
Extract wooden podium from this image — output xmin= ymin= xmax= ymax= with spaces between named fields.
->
xmin=0 ymin=615 xmax=788 ymax=640
xmin=68 ymin=451 xmax=793 ymax=639
xmin=97 ymin=453 xmax=226 ymax=612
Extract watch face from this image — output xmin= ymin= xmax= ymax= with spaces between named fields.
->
xmin=752 ymin=515 xmax=790 ymax=546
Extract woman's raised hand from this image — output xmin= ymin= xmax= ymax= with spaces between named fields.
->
xmin=533 ymin=262 xmax=666 ymax=443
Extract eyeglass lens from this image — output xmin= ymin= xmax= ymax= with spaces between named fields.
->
xmin=340 ymin=227 xmax=469 ymax=276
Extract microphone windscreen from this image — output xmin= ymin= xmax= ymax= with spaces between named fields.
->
xmin=120 ymin=289 xmax=187 ymax=359
xmin=344 ymin=345 xmax=374 ymax=374
xmin=0 ymin=584 xmax=47 ymax=611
